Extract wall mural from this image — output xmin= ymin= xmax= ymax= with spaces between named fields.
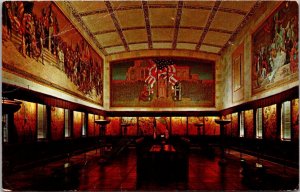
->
xmin=73 ymin=111 xmax=82 ymax=138
xmin=111 ymin=58 xmax=215 ymax=107
xmin=252 ymin=1 xmax=298 ymax=95
xmin=244 ymin=110 xmax=254 ymax=138
xmin=204 ymin=117 xmax=219 ymax=136
xmin=51 ymin=107 xmax=64 ymax=140
xmin=171 ymin=117 xmax=187 ymax=136
xmin=106 ymin=117 xmax=121 ymax=136
xmin=2 ymin=1 xmax=103 ymax=105
xmin=88 ymin=114 xmax=95 ymax=136
xmin=121 ymin=117 xmax=138 ymax=136
xmin=14 ymin=100 xmax=37 ymax=143
xmin=188 ymin=116 xmax=204 ymax=136
xmin=263 ymin=104 xmax=277 ymax=140
xmin=231 ymin=113 xmax=238 ymax=137
xmin=224 ymin=114 xmax=232 ymax=136
xmin=292 ymin=99 xmax=299 ymax=141
xmin=138 ymin=117 xmax=155 ymax=136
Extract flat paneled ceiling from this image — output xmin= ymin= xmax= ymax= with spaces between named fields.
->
xmin=63 ymin=1 xmax=260 ymax=56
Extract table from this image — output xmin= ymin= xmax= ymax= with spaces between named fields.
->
xmin=194 ymin=123 xmax=204 ymax=136
xmin=149 ymin=144 xmax=176 ymax=152
xmin=95 ymin=119 xmax=110 ymax=162
xmin=215 ymin=119 xmax=231 ymax=165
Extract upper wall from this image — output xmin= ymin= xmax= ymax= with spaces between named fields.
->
xmin=218 ymin=1 xmax=299 ymax=109
xmin=2 ymin=2 xmax=104 ymax=109
xmin=104 ymin=49 xmax=220 ymax=111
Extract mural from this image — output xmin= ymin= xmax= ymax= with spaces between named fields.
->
xmin=121 ymin=117 xmax=138 ymax=136
xmin=171 ymin=117 xmax=187 ymax=136
xmin=244 ymin=110 xmax=254 ymax=138
xmin=138 ymin=117 xmax=155 ymax=136
xmin=263 ymin=104 xmax=277 ymax=140
xmin=73 ymin=111 xmax=82 ymax=138
xmin=106 ymin=117 xmax=121 ymax=136
xmin=292 ymin=99 xmax=299 ymax=141
xmin=252 ymin=1 xmax=298 ymax=94
xmin=94 ymin=115 xmax=100 ymax=136
xmin=188 ymin=116 xmax=204 ymax=136
xmin=88 ymin=114 xmax=95 ymax=136
xmin=155 ymin=117 xmax=171 ymax=136
xmin=231 ymin=113 xmax=238 ymax=137
xmin=111 ymin=58 xmax=215 ymax=107
xmin=2 ymin=1 xmax=103 ymax=105
xmin=51 ymin=107 xmax=64 ymax=140
xmin=224 ymin=114 xmax=232 ymax=136
xmin=204 ymin=116 xmax=219 ymax=136
xmin=14 ymin=100 xmax=37 ymax=143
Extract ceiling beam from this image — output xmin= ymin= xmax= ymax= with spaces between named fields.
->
xmin=105 ymin=1 xmax=129 ymax=51
xmin=195 ymin=0 xmax=222 ymax=51
xmin=218 ymin=1 xmax=261 ymax=54
xmin=172 ymin=1 xmax=183 ymax=49
xmin=64 ymin=1 xmax=107 ymax=55
xmin=142 ymin=0 xmax=153 ymax=49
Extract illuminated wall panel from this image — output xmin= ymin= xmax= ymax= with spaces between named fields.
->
xmin=263 ymin=104 xmax=277 ymax=140
xmin=244 ymin=110 xmax=254 ymax=138
xmin=204 ymin=116 xmax=219 ymax=135
xmin=224 ymin=114 xmax=232 ymax=136
xmin=188 ymin=116 xmax=204 ymax=136
xmin=94 ymin=115 xmax=100 ymax=136
xmin=73 ymin=111 xmax=82 ymax=138
xmin=14 ymin=101 xmax=37 ymax=143
xmin=121 ymin=117 xmax=137 ymax=136
xmin=231 ymin=113 xmax=238 ymax=137
xmin=292 ymin=99 xmax=299 ymax=141
xmin=138 ymin=117 xmax=155 ymax=136
xmin=51 ymin=107 xmax=64 ymax=140
xmin=106 ymin=117 xmax=121 ymax=136
xmin=171 ymin=117 xmax=187 ymax=136
xmin=156 ymin=117 xmax=170 ymax=135
xmin=88 ymin=114 xmax=95 ymax=136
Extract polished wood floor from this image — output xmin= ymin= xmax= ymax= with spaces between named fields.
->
xmin=3 ymin=147 xmax=299 ymax=191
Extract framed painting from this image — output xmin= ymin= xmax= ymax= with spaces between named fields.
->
xmin=232 ymin=43 xmax=244 ymax=103
xmin=252 ymin=1 xmax=298 ymax=95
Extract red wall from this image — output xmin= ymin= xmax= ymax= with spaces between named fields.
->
xmin=14 ymin=101 xmax=37 ymax=143
xmin=51 ymin=107 xmax=64 ymax=140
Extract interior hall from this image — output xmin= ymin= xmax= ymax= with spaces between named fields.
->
xmin=2 ymin=1 xmax=299 ymax=191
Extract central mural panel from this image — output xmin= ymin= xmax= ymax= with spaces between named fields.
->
xmin=110 ymin=58 xmax=215 ymax=107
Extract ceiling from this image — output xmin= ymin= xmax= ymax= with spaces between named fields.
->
xmin=63 ymin=1 xmax=260 ymax=56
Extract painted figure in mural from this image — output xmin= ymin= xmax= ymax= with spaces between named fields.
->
xmin=3 ymin=1 xmax=103 ymax=99
xmin=253 ymin=2 xmax=298 ymax=88
xmin=3 ymin=2 xmax=13 ymax=40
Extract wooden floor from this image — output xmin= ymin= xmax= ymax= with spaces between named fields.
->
xmin=3 ymin=147 xmax=299 ymax=191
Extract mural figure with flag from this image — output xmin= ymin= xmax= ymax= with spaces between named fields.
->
xmin=141 ymin=58 xmax=179 ymax=101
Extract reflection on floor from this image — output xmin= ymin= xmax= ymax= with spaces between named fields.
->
xmin=3 ymin=147 xmax=299 ymax=191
